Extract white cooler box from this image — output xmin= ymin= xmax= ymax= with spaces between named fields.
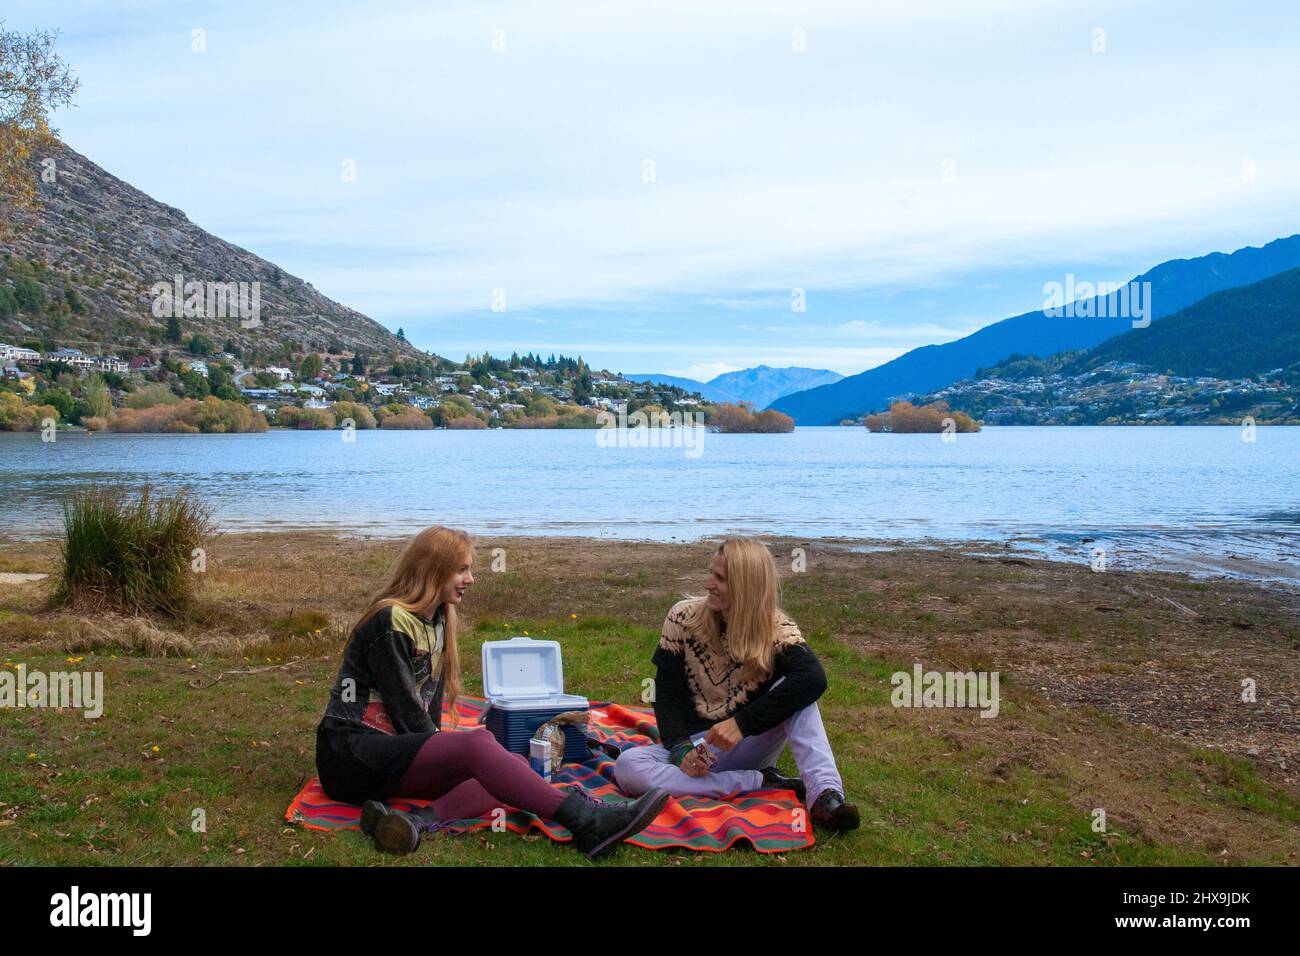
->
xmin=480 ymin=636 xmax=590 ymax=764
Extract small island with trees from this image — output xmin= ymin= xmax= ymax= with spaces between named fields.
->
xmin=864 ymin=400 xmax=980 ymax=434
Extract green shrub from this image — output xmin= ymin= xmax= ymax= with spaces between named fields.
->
xmin=124 ymin=383 xmax=182 ymax=409
xmin=332 ymin=401 xmax=375 ymax=429
xmin=12 ymin=278 xmax=44 ymax=313
xmin=55 ymin=485 xmax=215 ymax=615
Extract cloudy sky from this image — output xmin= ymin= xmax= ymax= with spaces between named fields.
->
xmin=9 ymin=0 xmax=1299 ymax=378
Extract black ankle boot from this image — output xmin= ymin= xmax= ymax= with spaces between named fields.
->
xmin=760 ymin=766 xmax=806 ymax=804
xmin=362 ymin=801 xmax=444 ymax=855
xmin=360 ymin=800 xmax=387 ymax=837
xmin=811 ymin=789 xmax=860 ymax=831
xmin=553 ymin=787 xmax=670 ymax=859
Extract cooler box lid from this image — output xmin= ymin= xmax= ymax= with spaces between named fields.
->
xmin=485 ymin=693 xmax=589 ymax=711
xmin=481 ymin=636 xmax=566 ymax=699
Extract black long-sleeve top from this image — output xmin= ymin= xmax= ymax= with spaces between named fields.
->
xmin=319 ymin=603 xmax=446 ymax=736
xmin=314 ymin=604 xmax=446 ymax=799
xmin=651 ymin=598 xmax=828 ymax=755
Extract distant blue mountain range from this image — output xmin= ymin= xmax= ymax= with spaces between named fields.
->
xmin=625 ymin=365 xmax=843 ymax=408
xmin=770 ymin=234 xmax=1300 ymax=424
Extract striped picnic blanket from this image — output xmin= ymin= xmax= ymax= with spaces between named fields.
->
xmin=286 ymin=695 xmax=813 ymax=853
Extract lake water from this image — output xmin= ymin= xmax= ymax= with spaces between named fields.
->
xmin=1 ymin=426 xmax=1296 ymax=583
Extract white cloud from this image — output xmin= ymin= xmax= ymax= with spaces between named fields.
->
xmin=14 ymin=0 xmax=1300 ymax=374
xmin=677 ymin=362 xmax=743 ymax=381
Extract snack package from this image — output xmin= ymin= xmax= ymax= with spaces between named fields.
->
xmin=689 ymin=732 xmax=721 ymax=768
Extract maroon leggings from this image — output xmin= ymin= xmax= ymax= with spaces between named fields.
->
xmin=383 ymin=729 xmax=566 ymax=822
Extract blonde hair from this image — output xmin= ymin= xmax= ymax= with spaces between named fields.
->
xmin=354 ymin=525 xmax=470 ymax=722
xmin=683 ymin=538 xmax=782 ymax=682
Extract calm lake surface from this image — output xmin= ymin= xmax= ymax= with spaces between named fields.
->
xmin=1 ymin=426 xmax=1296 ymax=582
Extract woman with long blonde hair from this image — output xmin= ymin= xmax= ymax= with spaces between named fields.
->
xmin=614 ymin=538 xmax=859 ymax=830
xmin=315 ymin=525 xmax=668 ymax=858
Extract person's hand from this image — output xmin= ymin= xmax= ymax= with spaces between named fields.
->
xmin=680 ymin=749 xmax=711 ymax=777
xmin=705 ymin=718 xmax=742 ymax=752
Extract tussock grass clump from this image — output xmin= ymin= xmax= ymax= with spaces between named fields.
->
xmin=65 ymin=616 xmax=197 ymax=657
xmin=55 ymin=484 xmax=214 ymax=615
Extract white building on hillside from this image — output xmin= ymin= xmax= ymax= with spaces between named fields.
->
xmin=0 ymin=344 xmax=41 ymax=364
xmin=49 ymin=348 xmax=94 ymax=369
xmin=93 ymin=355 xmax=129 ymax=373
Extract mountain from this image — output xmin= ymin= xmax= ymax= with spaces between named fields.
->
xmin=707 ymin=365 xmax=843 ymax=409
xmin=770 ymin=235 xmax=1300 ymax=424
xmin=623 ymin=373 xmax=736 ymax=402
xmin=0 ymin=140 xmax=424 ymax=361
xmin=1066 ymin=267 xmax=1300 ymax=379
xmin=625 ymin=365 xmax=842 ymax=407
xmin=918 ymin=267 xmax=1300 ymax=425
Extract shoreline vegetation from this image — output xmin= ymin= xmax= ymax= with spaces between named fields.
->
xmin=2 ymin=327 xmax=1291 ymax=435
xmin=1 ymin=525 xmax=1296 ymax=866
xmin=865 ymin=400 xmax=980 ymax=434
xmin=0 ymin=336 xmax=795 ymax=434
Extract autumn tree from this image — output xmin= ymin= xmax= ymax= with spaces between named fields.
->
xmin=706 ymin=401 xmax=795 ymax=433
xmin=299 ymin=352 xmax=323 ymax=380
xmin=707 ymin=402 xmax=755 ymax=432
xmin=0 ymin=24 xmax=79 ymax=238
xmin=864 ymin=400 xmax=979 ymax=433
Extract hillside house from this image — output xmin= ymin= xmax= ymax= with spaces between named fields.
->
xmin=93 ymin=355 xmax=129 ymax=373
xmin=49 ymin=348 xmax=94 ymax=370
xmin=0 ymin=344 xmax=41 ymax=365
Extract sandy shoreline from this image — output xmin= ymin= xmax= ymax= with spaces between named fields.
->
xmin=8 ymin=520 xmax=1295 ymax=588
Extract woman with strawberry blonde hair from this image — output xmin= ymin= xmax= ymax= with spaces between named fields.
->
xmin=614 ymin=538 xmax=859 ymax=831
xmin=315 ymin=525 xmax=667 ymax=858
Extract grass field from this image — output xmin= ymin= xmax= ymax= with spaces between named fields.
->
xmin=1 ymin=532 xmax=1297 ymax=866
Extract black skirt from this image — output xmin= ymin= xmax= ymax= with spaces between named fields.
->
xmin=315 ymin=718 xmax=437 ymax=803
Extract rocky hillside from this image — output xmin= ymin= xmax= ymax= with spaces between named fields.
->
xmin=0 ymin=140 xmax=425 ymax=361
